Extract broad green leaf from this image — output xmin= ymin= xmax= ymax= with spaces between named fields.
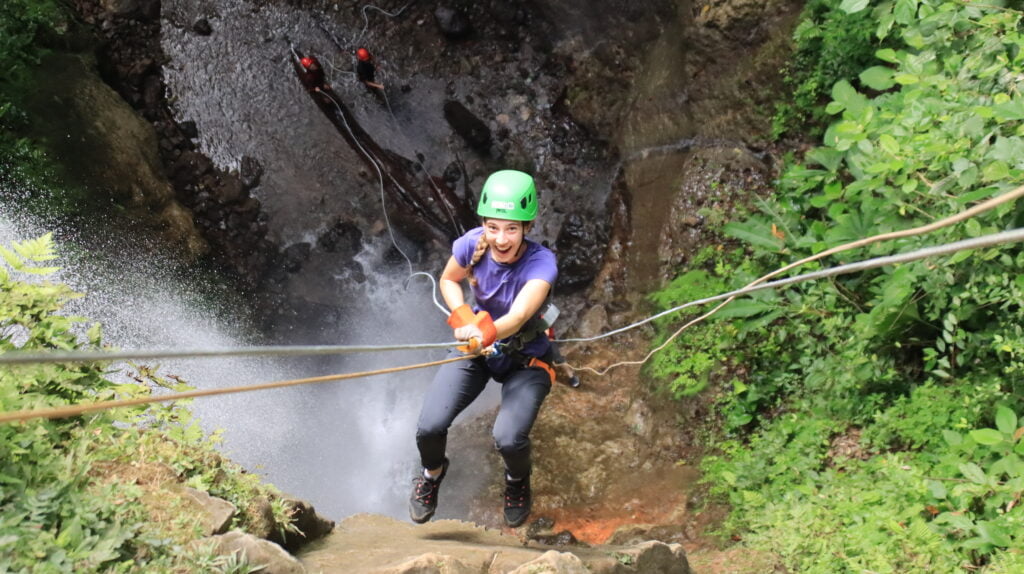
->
xmin=943 ymin=430 xmax=963 ymax=446
xmin=994 ymin=99 xmax=1024 ymax=121
xmin=839 ymin=0 xmax=869 ymax=14
xmin=927 ymin=480 xmax=947 ymax=499
xmin=970 ymin=428 xmax=1005 ymax=446
xmin=893 ymin=73 xmax=920 ymax=85
xmin=960 ymin=462 xmax=987 ymax=484
xmin=894 ymin=0 xmax=919 ymax=25
xmin=825 ymin=101 xmax=846 ymax=115
xmin=722 ymin=222 xmax=784 ymax=251
xmin=860 ymin=66 xmax=895 ymax=90
xmin=875 ymin=48 xmax=900 ymax=63
xmin=991 ymin=162 xmax=1020 ymax=188
xmin=879 ymin=134 xmax=899 ymax=155
xmin=716 ymin=299 xmax=777 ymax=319
xmin=978 ymin=521 xmax=1012 ymax=547
xmin=831 ymin=80 xmax=868 ymax=117
xmin=806 ymin=148 xmax=844 ymax=172
xmin=995 ymin=406 xmax=1017 ymax=435
xmin=989 ymin=136 xmax=1024 ymax=165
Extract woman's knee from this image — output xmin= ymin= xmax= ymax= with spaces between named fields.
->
xmin=416 ymin=419 xmax=450 ymax=441
xmin=492 ymin=427 xmax=528 ymax=455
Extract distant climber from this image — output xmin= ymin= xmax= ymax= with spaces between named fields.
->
xmin=299 ymin=56 xmax=327 ymax=92
xmin=355 ymin=48 xmax=384 ymax=90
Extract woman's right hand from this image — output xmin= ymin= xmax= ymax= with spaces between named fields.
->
xmin=454 ymin=324 xmax=483 ymax=342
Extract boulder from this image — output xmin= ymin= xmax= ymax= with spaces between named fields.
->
xmin=183 ymin=486 xmax=236 ymax=536
xmin=240 ymin=155 xmax=264 ymax=189
xmin=434 ymin=7 xmax=473 ymax=40
xmin=202 ymin=530 xmax=306 ymax=574
xmin=509 ymin=550 xmax=589 ymax=573
xmin=555 ymin=213 xmax=605 ymax=293
xmin=269 ymin=497 xmax=336 ymax=553
xmin=374 ymin=552 xmax=475 ymax=574
xmin=443 ymin=100 xmax=492 ymax=153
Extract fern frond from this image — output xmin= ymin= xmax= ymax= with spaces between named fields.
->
xmin=1 ymin=234 xmax=61 ymax=275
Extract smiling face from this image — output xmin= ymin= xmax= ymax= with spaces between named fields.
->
xmin=483 ymin=218 xmax=529 ymax=264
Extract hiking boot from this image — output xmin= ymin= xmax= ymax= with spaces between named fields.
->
xmin=409 ymin=458 xmax=448 ymax=524
xmin=503 ymin=475 xmax=532 ymax=527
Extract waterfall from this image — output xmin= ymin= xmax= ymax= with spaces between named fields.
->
xmin=0 ymin=201 xmax=498 ymax=521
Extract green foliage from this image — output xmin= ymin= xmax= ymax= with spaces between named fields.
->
xmin=0 ymin=0 xmax=65 ymax=87
xmin=646 ymin=0 xmax=1024 ymax=569
xmin=0 ymin=0 xmax=91 ymax=219
xmin=772 ymin=0 xmax=891 ymax=139
xmin=0 ymin=235 xmax=297 ymax=571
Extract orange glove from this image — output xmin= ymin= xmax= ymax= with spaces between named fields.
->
xmin=447 ymin=304 xmax=476 ymax=328
xmin=454 ymin=310 xmax=498 ymax=353
xmin=472 ymin=311 xmax=497 ymax=347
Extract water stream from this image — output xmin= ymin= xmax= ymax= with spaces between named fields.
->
xmin=0 ymin=193 xmax=498 ymax=521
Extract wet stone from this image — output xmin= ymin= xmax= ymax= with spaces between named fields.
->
xmin=239 ymin=155 xmax=264 ymax=189
xmin=554 ymin=213 xmax=604 ymax=292
xmin=434 ymin=6 xmax=473 ymax=40
xmin=281 ymin=243 xmax=311 ymax=273
xmin=192 ymin=18 xmax=213 ymax=36
xmin=179 ymin=120 xmax=198 ymax=139
xmin=317 ymin=219 xmax=362 ymax=257
xmin=443 ymin=100 xmax=492 ymax=153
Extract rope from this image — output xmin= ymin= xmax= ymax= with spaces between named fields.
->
xmin=6 ymin=228 xmax=1017 ymax=421
xmin=0 ymin=341 xmax=460 ymax=366
xmin=354 ymin=1 xmax=417 ymax=44
xmin=404 ymin=271 xmax=450 ymax=315
xmin=317 ymin=88 xmax=415 ymax=275
xmin=557 ymin=183 xmax=1024 ymax=345
xmin=0 ymin=353 xmax=474 ymax=425
xmin=567 ymin=226 xmax=1024 ymax=375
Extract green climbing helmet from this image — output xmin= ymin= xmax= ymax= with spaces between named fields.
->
xmin=476 ymin=170 xmax=538 ymax=222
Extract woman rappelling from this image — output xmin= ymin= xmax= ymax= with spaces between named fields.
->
xmin=409 ymin=170 xmax=558 ymax=528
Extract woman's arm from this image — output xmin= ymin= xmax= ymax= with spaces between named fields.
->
xmin=456 ymin=278 xmax=552 ymax=341
xmin=439 ymin=255 xmax=469 ymax=311
xmin=486 ymin=279 xmax=551 ymax=340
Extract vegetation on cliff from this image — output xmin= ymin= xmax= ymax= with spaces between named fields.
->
xmin=0 ymin=0 xmax=64 ymax=188
xmin=652 ymin=0 xmax=1024 ymax=570
xmin=0 ymin=235 xmax=300 ymax=572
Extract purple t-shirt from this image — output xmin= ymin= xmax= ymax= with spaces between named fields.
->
xmin=453 ymin=227 xmax=558 ymax=372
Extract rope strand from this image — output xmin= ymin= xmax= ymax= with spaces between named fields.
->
xmin=0 ymin=341 xmax=460 ymax=366
xmin=0 ymin=353 xmax=474 ymax=425
xmin=556 ymin=183 xmax=1024 ymax=346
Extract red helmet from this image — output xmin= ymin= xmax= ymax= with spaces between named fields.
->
xmin=300 ymin=56 xmax=313 ymax=68
xmin=356 ymin=48 xmax=371 ymax=62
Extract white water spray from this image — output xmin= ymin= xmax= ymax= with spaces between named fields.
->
xmin=0 ymin=197 xmax=498 ymax=521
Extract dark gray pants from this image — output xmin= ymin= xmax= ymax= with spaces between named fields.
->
xmin=415 ymin=356 xmax=551 ymax=480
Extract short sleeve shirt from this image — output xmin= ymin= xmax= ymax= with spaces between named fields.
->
xmin=452 ymin=227 xmax=558 ymax=371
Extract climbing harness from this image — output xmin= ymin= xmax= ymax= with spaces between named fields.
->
xmin=526 ymin=356 xmax=556 ymax=385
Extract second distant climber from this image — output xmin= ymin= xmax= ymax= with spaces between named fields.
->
xmin=355 ymin=48 xmax=384 ymax=90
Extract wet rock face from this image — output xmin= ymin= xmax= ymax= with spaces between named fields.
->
xmin=14 ymin=49 xmax=208 ymax=260
xmin=443 ymin=100 xmax=493 ymax=153
xmin=316 ymin=219 xmax=362 ymax=257
xmin=554 ymin=213 xmax=606 ymax=293
xmin=73 ymin=0 xmax=292 ymax=311
xmin=434 ymin=6 xmax=473 ymax=40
